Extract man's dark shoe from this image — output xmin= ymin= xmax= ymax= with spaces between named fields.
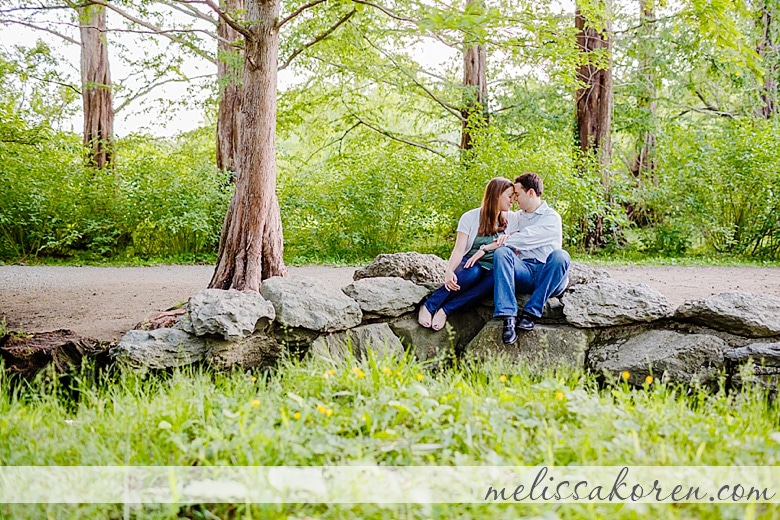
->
xmin=502 ymin=317 xmax=518 ymax=344
xmin=516 ymin=314 xmax=535 ymax=331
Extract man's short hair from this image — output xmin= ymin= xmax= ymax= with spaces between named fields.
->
xmin=515 ymin=172 xmax=543 ymax=196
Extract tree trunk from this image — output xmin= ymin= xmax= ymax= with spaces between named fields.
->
xmin=79 ymin=0 xmax=114 ymax=169
xmin=460 ymin=25 xmax=488 ymax=151
xmin=630 ymin=0 xmax=657 ymax=183
xmin=575 ymin=0 xmax=613 ymax=249
xmin=756 ymin=0 xmax=778 ymax=119
xmin=209 ymin=0 xmax=287 ymax=291
xmin=216 ymin=0 xmax=244 ymax=173
xmin=575 ymin=0 xmax=613 ymax=171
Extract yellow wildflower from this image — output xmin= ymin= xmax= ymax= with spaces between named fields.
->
xmin=621 ymin=371 xmax=630 ymax=381
xmin=645 ymin=375 xmax=653 ymax=385
xmin=251 ymin=399 xmax=260 ymax=408
xmin=316 ymin=404 xmax=333 ymax=417
xmin=382 ymin=367 xmax=393 ymax=375
xmin=352 ymin=366 xmax=365 ymax=378
xmin=252 ymin=376 xmax=257 ymax=382
xmin=294 ymin=412 xmax=301 ymax=420
xmin=499 ymin=375 xmax=507 ymax=383
xmin=416 ymin=373 xmax=424 ymax=381
xmin=555 ymin=391 xmax=565 ymax=401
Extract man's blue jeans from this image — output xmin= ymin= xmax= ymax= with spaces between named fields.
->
xmin=493 ymin=247 xmax=571 ymax=318
xmin=423 ymin=258 xmax=494 ymax=316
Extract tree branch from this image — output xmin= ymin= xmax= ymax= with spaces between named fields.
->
xmin=161 ymin=0 xmax=218 ymax=26
xmin=278 ymin=9 xmax=355 ymax=70
xmin=276 ymin=0 xmax=327 ymax=29
xmin=1 ymin=19 xmax=79 ymax=45
xmin=304 ymin=121 xmax=360 ymax=161
xmin=24 ymin=72 xmax=81 ymax=95
xmin=351 ymin=0 xmax=415 ymax=23
xmin=355 ymin=116 xmax=446 ymax=157
xmin=357 ymin=29 xmax=463 ymax=120
xmin=115 ymin=73 xmax=214 ymax=113
xmin=693 ymin=88 xmax=736 ymax=119
xmin=177 ymin=0 xmax=252 ymax=39
xmin=102 ymin=2 xmax=218 ymax=64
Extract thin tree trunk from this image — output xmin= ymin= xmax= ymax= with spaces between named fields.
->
xmin=756 ymin=0 xmax=778 ymax=119
xmin=461 ymin=24 xmax=488 ymax=151
xmin=575 ymin=0 xmax=613 ymax=249
xmin=79 ymin=0 xmax=114 ymax=169
xmin=209 ymin=0 xmax=287 ymax=291
xmin=630 ymin=0 xmax=657 ymax=183
xmin=216 ymin=0 xmax=244 ymax=173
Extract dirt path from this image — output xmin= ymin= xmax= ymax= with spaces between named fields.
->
xmin=1 ymin=264 xmax=778 ymax=342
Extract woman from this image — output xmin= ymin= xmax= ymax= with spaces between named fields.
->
xmin=418 ymin=177 xmax=515 ymax=331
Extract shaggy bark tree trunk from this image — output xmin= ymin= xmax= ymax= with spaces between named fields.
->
xmin=461 ymin=30 xmax=488 ymax=150
xmin=575 ymin=0 xmax=613 ymax=249
xmin=575 ymin=0 xmax=613 ymax=170
xmin=756 ymin=0 xmax=778 ymax=119
xmin=79 ymin=0 xmax=114 ymax=169
xmin=209 ymin=0 xmax=287 ymax=291
xmin=216 ymin=0 xmax=244 ymax=173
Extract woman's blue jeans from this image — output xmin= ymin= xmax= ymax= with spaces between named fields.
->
xmin=423 ymin=258 xmax=494 ymax=316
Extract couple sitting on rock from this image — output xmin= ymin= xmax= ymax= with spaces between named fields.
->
xmin=418 ymin=173 xmax=570 ymax=345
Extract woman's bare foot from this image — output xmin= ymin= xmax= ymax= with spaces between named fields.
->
xmin=418 ymin=305 xmax=432 ymax=328
xmin=431 ymin=309 xmax=448 ymax=331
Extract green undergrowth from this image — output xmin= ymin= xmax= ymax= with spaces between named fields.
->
xmin=1 ymin=353 xmax=779 ymax=518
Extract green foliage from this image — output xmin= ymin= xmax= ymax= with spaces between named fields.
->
xmin=0 ymin=124 xmax=231 ymax=261
xmin=1 ymin=356 xmax=780 ymax=517
xmin=648 ymin=118 xmax=780 ymax=258
xmin=280 ymin=135 xmax=454 ymax=262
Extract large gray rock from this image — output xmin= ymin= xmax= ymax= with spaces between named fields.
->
xmin=675 ymin=292 xmax=780 ymax=338
xmin=725 ymin=341 xmax=780 ymax=367
xmin=311 ymin=323 xmax=404 ymax=361
xmin=726 ymin=342 xmax=780 ymax=397
xmin=181 ymin=289 xmax=275 ymax=340
xmin=464 ymin=322 xmax=590 ymax=371
xmin=477 ymin=296 xmax=564 ymax=323
xmin=562 ymin=279 xmax=672 ymax=327
xmin=206 ymin=334 xmax=282 ymax=370
xmin=390 ymin=310 xmax=486 ymax=362
xmin=566 ymin=262 xmax=611 ymax=288
xmin=342 ymin=277 xmax=430 ymax=317
xmin=112 ymin=328 xmax=209 ymax=369
xmin=260 ymin=276 xmax=362 ymax=332
xmin=589 ymin=329 xmax=728 ymax=385
xmin=353 ymin=252 xmax=447 ymax=290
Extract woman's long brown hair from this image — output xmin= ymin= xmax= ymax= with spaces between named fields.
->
xmin=478 ymin=177 xmax=513 ymax=236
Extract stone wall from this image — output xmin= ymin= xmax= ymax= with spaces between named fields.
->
xmin=111 ymin=253 xmax=780 ymax=393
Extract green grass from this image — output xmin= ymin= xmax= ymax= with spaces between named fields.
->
xmin=1 ymin=354 xmax=780 ymax=518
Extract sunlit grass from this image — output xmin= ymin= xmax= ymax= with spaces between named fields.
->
xmin=1 ymin=353 xmax=780 ymax=518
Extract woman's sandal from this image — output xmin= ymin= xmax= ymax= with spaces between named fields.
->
xmin=418 ymin=305 xmax=432 ymax=328
xmin=431 ymin=309 xmax=448 ymax=331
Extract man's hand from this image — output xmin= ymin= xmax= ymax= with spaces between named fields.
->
xmin=444 ymin=270 xmax=460 ymax=291
xmin=494 ymin=235 xmax=509 ymax=247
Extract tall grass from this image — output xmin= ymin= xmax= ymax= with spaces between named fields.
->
xmin=1 ymin=354 xmax=779 ymax=518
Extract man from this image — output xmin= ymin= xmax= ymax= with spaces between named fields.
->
xmin=493 ymin=172 xmax=570 ymax=344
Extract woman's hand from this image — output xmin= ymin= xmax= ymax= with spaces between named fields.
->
xmin=444 ymin=270 xmax=460 ymax=291
xmin=463 ymin=250 xmax=485 ymax=269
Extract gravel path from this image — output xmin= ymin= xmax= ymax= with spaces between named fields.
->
xmin=1 ymin=264 xmax=778 ymax=342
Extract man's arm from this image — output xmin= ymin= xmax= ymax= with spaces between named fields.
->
xmin=503 ymin=211 xmax=562 ymax=251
